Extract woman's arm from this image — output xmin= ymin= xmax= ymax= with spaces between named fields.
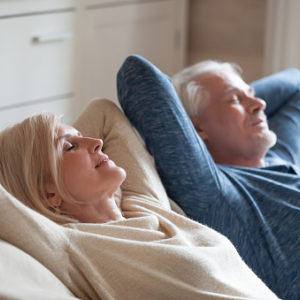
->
xmin=73 ymin=99 xmax=170 ymax=210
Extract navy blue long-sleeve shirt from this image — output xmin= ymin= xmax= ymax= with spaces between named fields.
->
xmin=117 ymin=55 xmax=300 ymax=299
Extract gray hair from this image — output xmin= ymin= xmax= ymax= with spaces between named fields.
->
xmin=172 ymin=60 xmax=242 ymax=116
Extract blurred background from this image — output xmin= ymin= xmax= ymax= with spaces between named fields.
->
xmin=188 ymin=0 xmax=300 ymax=82
xmin=0 ymin=0 xmax=299 ymax=129
xmin=188 ymin=0 xmax=266 ymax=82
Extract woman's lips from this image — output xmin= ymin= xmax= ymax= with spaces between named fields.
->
xmin=95 ymin=155 xmax=109 ymax=168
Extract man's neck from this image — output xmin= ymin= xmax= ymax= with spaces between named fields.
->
xmin=209 ymin=147 xmax=266 ymax=168
xmin=215 ymin=156 xmax=266 ymax=168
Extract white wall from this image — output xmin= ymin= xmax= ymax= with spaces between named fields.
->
xmin=264 ymin=0 xmax=300 ymax=75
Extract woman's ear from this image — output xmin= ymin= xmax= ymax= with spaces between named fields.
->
xmin=46 ymin=184 xmax=62 ymax=208
xmin=191 ymin=116 xmax=208 ymax=141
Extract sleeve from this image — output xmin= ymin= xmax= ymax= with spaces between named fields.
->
xmin=117 ymin=55 xmax=222 ymax=219
xmin=251 ymin=68 xmax=300 ymax=165
xmin=72 ymin=99 xmax=170 ymax=210
xmin=250 ymin=68 xmax=300 ymax=117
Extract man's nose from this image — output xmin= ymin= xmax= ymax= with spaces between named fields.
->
xmin=247 ymin=96 xmax=266 ymax=114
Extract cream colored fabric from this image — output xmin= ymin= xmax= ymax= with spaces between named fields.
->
xmin=0 ymin=239 xmax=78 ymax=300
xmin=0 ymin=100 xmax=278 ymax=299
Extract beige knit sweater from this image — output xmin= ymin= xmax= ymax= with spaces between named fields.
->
xmin=0 ymin=100 xmax=278 ymax=299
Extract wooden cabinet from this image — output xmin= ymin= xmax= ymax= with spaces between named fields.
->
xmin=77 ymin=0 xmax=187 ymax=111
xmin=0 ymin=1 xmax=76 ymax=129
xmin=0 ymin=12 xmax=75 ymax=106
xmin=0 ymin=0 xmax=187 ymax=130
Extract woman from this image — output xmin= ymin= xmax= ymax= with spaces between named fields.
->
xmin=0 ymin=100 xmax=278 ymax=299
xmin=0 ymin=112 xmax=116 ymax=225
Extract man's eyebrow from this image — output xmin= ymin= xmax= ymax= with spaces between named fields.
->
xmin=249 ymin=87 xmax=255 ymax=95
xmin=224 ymin=87 xmax=239 ymax=95
xmin=224 ymin=86 xmax=255 ymax=95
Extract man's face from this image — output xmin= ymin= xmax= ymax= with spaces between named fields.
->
xmin=193 ymin=71 xmax=276 ymax=166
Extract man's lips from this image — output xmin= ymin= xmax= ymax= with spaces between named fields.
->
xmin=249 ymin=113 xmax=267 ymax=127
xmin=251 ymin=119 xmax=264 ymax=126
xmin=95 ymin=155 xmax=109 ymax=168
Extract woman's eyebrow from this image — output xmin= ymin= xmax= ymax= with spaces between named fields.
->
xmin=58 ymin=134 xmax=71 ymax=141
xmin=58 ymin=131 xmax=82 ymax=140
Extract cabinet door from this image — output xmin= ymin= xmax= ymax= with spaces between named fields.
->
xmin=0 ymin=96 xmax=73 ymax=130
xmin=0 ymin=11 xmax=75 ymax=108
xmin=79 ymin=0 xmax=186 ymax=107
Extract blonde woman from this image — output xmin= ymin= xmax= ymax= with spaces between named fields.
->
xmin=0 ymin=108 xmax=125 ymax=224
xmin=0 ymin=99 xmax=278 ymax=299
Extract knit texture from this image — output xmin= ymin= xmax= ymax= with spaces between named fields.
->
xmin=117 ymin=55 xmax=300 ymax=299
xmin=0 ymin=100 xmax=278 ymax=299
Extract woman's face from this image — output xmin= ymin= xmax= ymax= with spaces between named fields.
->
xmin=54 ymin=123 xmax=126 ymax=223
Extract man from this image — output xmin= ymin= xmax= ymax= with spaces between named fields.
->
xmin=117 ymin=55 xmax=300 ymax=299
xmin=172 ymin=60 xmax=277 ymax=168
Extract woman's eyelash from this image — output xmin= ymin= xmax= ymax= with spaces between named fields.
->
xmin=66 ymin=145 xmax=75 ymax=151
xmin=64 ymin=142 xmax=77 ymax=152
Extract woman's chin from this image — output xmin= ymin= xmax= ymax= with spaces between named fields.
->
xmin=119 ymin=167 xmax=127 ymax=180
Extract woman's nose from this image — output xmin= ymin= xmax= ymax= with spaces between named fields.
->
xmin=88 ymin=138 xmax=103 ymax=153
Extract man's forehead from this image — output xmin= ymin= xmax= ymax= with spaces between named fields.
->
xmin=197 ymin=71 xmax=249 ymax=92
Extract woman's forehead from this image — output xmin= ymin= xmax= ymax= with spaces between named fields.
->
xmin=56 ymin=123 xmax=81 ymax=138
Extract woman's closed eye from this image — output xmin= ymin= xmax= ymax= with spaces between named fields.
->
xmin=64 ymin=141 xmax=77 ymax=152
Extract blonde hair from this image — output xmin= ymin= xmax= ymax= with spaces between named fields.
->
xmin=0 ymin=113 xmax=78 ymax=224
xmin=172 ymin=60 xmax=242 ymax=117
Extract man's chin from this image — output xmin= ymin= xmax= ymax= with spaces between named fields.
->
xmin=269 ymin=130 xmax=277 ymax=148
xmin=255 ymin=129 xmax=276 ymax=153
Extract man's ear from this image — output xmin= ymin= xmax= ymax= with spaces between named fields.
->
xmin=191 ymin=116 xmax=208 ymax=141
xmin=46 ymin=184 xmax=62 ymax=208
